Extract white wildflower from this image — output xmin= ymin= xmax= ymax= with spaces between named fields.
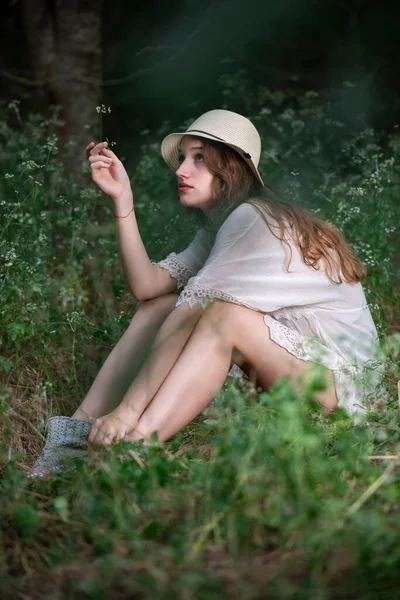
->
xmin=4 ymin=249 xmax=17 ymax=267
xmin=21 ymin=160 xmax=41 ymax=171
xmin=96 ymin=104 xmax=112 ymax=114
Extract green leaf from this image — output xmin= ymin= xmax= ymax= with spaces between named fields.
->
xmin=13 ymin=504 xmax=40 ymax=541
xmin=54 ymin=496 xmax=69 ymax=523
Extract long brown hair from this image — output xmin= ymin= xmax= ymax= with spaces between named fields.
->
xmin=185 ymin=137 xmax=366 ymax=285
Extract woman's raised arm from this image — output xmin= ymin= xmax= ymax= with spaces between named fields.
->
xmin=86 ymin=141 xmax=162 ymax=301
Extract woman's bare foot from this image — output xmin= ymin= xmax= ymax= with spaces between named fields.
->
xmin=88 ymin=403 xmax=141 ymax=447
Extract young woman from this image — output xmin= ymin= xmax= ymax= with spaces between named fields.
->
xmin=30 ymin=109 xmax=384 ymax=475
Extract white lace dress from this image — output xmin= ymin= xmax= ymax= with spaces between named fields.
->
xmin=152 ymin=202 xmax=385 ymax=421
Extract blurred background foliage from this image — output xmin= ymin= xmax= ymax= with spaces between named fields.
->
xmin=2 ymin=0 xmax=400 ymax=169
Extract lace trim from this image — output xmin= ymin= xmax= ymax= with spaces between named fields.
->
xmin=263 ymin=314 xmax=350 ymax=372
xmin=152 ymin=254 xmax=196 ymax=290
xmin=262 ymin=314 xmax=379 ymax=417
xmin=175 ymin=284 xmax=256 ymax=311
xmin=272 ymin=305 xmax=317 ymax=320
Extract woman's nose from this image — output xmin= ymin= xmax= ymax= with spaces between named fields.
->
xmin=176 ymin=159 xmax=190 ymax=178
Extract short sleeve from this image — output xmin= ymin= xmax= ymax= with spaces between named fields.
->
xmin=151 ymin=229 xmax=213 ymax=290
xmin=175 ymin=203 xmax=260 ymax=309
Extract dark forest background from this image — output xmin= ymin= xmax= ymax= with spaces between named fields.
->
xmin=2 ymin=0 xmax=400 ymax=167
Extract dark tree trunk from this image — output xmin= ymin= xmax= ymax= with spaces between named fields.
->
xmin=21 ymin=0 xmax=102 ymax=174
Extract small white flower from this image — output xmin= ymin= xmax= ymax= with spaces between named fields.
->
xmin=21 ymin=160 xmax=41 ymax=171
xmin=97 ymin=104 xmax=112 ymax=114
xmin=4 ymin=249 xmax=17 ymax=267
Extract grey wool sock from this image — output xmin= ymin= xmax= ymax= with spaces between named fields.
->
xmin=28 ymin=416 xmax=90 ymax=478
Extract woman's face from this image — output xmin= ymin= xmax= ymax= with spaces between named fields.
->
xmin=176 ymin=136 xmax=215 ymax=215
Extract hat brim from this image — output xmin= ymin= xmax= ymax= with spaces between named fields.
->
xmin=161 ymin=132 xmax=264 ymax=186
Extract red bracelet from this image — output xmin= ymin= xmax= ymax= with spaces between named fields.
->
xmin=114 ymin=205 xmax=135 ymax=218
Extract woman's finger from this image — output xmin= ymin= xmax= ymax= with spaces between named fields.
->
xmin=90 ymin=161 xmax=112 ymax=170
xmin=102 ymin=147 xmax=117 ymax=159
xmin=92 ymin=424 xmax=116 ymax=447
xmin=102 ymin=148 xmax=120 ymax=164
xmin=89 ymin=421 xmax=106 ymax=445
xmin=88 ymin=426 xmax=98 ymax=444
xmin=92 ymin=431 xmax=107 ymax=447
xmin=89 ymin=155 xmax=112 ymax=164
xmin=103 ymin=434 xmax=114 ymax=447
xmin=85 ymin=141 xmax=95 ymax=159
xmin=115 ymin=430 xmax=126 ymax=443
xmin=97 ymin=429 xmax=114 ymax=447
xmin=87 ymin=141 xmax=108 ymax=159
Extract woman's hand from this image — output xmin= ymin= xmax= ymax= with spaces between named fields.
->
xmin=88 ymin=404 xmax=141 ymax=447
xmin=85 ymin=141 xmax=132 ymax=202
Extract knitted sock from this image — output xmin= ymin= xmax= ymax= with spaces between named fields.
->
xmin=28 ymin=416 xmax=90 ymax=478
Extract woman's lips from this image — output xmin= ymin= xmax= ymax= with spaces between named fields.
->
xmin=178 ymin=185 xmax=193 ymax=192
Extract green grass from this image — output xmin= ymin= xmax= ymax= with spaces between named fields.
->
xmin=0 ymin=88 xmax=399 ymax=599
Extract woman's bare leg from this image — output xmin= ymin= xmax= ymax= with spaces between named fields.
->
xmin=72 ymin=293 xmax=179 ymax=422
xmin=88 ymin=300 xmax=206 ymax=445
xmin=87 ymin=301 xmax=252 ymax=447
xmin=128 ymin=300 xmax=339 ymax=444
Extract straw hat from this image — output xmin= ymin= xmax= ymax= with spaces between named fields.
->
xmin=161 ymin=109 xmax=264 ymax=186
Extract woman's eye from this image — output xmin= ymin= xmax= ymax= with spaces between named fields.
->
xmin=177 ymin=153 xmax=204 ymax=164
